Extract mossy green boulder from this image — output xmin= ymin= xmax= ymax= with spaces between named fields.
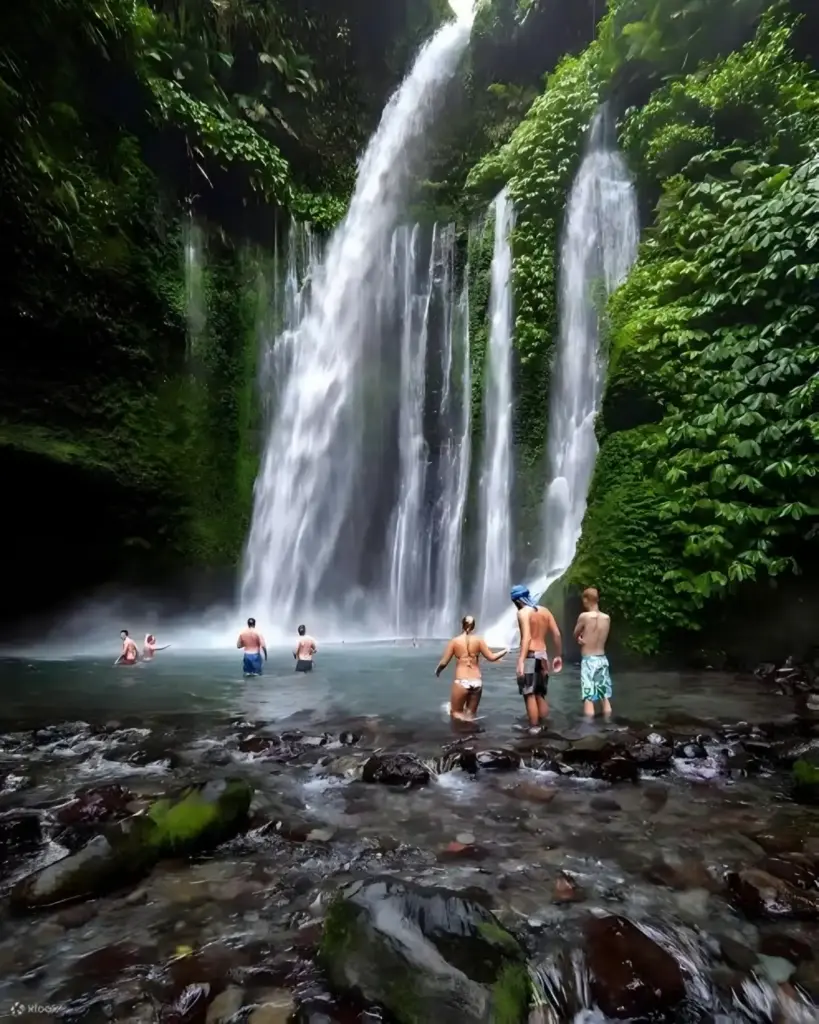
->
xmin=9 ymin=779 xmax=252 ymax=912
xmin=320 ymin=876 xmax=530 ymax=1023
xmin=792 ymin=757 xmax=819 ymax=807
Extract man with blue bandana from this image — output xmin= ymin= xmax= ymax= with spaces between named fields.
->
xmin=510 ymin=584 xmax=563 ymax=729
xmin=573 ymin=587 xmax=613 ymax=718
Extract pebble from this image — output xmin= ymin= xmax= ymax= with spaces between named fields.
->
xmin=456 ymin=832 xmax=475 ymax=845
xmin=248 ymin=989 xmax=295 ymax=1024
xmin=674 ymin=887 xmax=710 ymax=923
xmin=305 ymin=828 xmax=335 ymax=842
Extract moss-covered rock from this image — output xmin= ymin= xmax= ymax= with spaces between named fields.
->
xmin=9 ymin=779 xmax=252 ymax=912
xmin=792 ymin=757 xmax=819 ymax=807
xmin=320 ymin=876 xmax=530 ymax=1023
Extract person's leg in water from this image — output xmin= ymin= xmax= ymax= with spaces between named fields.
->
xmin=465 ymin=683 xmax=482 ymax=719
xmin=518 ymin=659 xmax=548 ymax=727
xmin=243 ymin=652 xmax=263 ymax=676
xmin=581 ymin=655 xmax=612 ymax=718
xmin=450 ymin=680 xmax=481 ymax=721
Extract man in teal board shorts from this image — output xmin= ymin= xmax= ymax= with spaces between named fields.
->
xmin=573 ymin=587 xmax=613 ymax=718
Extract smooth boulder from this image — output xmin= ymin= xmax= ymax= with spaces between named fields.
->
xmin=585 ymin=914 xmax=686 ymax=1019
xmin=361 ymin=753 xmax=430 ymax=788
xmin=320 ymin=877 xmax=530 ymax=1023
xmin=726 ymin=868 xmax=819 ymax=920
xmin=9 ymin=778 xmax=253 ymax=912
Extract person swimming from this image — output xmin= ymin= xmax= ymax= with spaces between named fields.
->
xmin=293 ymin=624 xmax=317 ymax=673
xmin=435 ymin=615 xmax=508 ymax=721
xmin=142 ymin=634 xmax=171 ymax=661
xmin=237 ymin=617 xmax=267 ymax=676
xmin=115 ymin=629 xmax=139 ymax=666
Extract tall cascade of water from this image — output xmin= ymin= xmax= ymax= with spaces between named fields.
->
xmin=476 ymin=189 xmax=515 ymax=625
xmin=485 ymin=108 xmax=638 ymax=646
xmin=240 ymin=19 xmax=471 ymax=638
xmin=386 ymin=224 xmax=471 ymax=635
xmin=183 ymin=219 xmax=206 ymax=356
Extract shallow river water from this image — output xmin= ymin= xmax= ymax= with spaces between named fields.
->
xmin=0 ymin=643 xmax=817 ymax=1023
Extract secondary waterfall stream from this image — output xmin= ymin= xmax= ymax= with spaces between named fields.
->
xmin=476 ymin=189 xmax=515 ymax=626
xmin=486 ymin=107 xmax=638 ymax=646
xmin=240 ymin=19 xmax=471 ymax=638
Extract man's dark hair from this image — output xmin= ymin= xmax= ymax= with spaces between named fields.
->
xmin=247 ymin=617 xmax=256 ymax=628
xmin=298 ymin=624 xmax=306 ymax=636
xmin=121 ymin=629 xmax=128 ymax=636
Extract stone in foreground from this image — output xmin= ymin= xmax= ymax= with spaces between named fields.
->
xmin=9 ymin=779 xmax=252 ymax=912
xmin=321 ymin=876 xmax=530 ymax=1023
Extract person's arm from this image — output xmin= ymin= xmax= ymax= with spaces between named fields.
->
xmin=310 ymin=637 xmax=317 ymax=655
xmin=573 ymin=613 xmax=586 ymax=645
xmin=155 ymin=645 xmax=171 ymax=651
xmin=236 ymin=635 xmax=244 ymax=650
xmin=435 ymin=640 xmax=454 ymax=677
xmin=549 ymin=611 xmax=563 ymax=672
xmin=260 ymin=635 xmax=268 ymax=661
xmin=516 ymin=610 xmax=531 ymax=678
xmin=479 ymin=638 xmax=508 ymax=663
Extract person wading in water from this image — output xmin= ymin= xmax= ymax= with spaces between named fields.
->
xmin=115 ymin=630 xmax=139 ymax=666
xmin=237 ymin=618 xmax=267 ymax=676
xmin=294 ymin=624 xmax=317 ymax=673
xmin=435 ymin=615 xmax=508 ymax=721
xmin=574 ymin=587 xmax=613 ymax=718
xmin=510 ymin=585 xmax=563 ymax=729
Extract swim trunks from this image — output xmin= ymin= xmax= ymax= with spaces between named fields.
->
xmin=581 ymin=654 xmax=612 ymax=702
xmin=517 ymin=653 xmax=548 ymax=698
xmin=243 ymin=653 xmax=263 ymax=676
xmin=295 ymin=659 xmax=313 ymax=673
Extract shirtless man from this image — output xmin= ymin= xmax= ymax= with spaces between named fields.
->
xmin=435 ymin=614 xmax=508 ymax=721
xmin=116 ymin=629 xmax=139 ymax=666
xmin=293 ymin=624 xmax=317 ymax=673
xmin=511 ymin=585 xmax=563 ymax=728
xmin=142 ymin=634 xmax=170 ymax=661
xmin=237 ymin=617 xmax=267 ymax=676
xmin=574 ymin=587 xmax=613 ymax=717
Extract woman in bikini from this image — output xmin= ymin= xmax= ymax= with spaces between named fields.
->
xmin=435 ymin=615 xmax=509 ymax=721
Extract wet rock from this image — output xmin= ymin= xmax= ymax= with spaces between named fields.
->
xmin=473 ymin=749 xmax=522 ymax=772
xmin=760 ymin=856 xmax=817 ymax=891
xmin=745 ymin=830 xmax=804 ymax=856
xmin=57 ymin=784 xmax=134 ymax=826
xmin=505 ymin=781 xmax=558 ymax=804
xmin=320 ymin=876 xmax=529 ymax=1023
xmin=240 ymin=735 xmax=280 ymax=755
xmin=562 ymin=735 xmax=621 ymax=764
xmin=206 ymin=985 xmax=244 ymax=1023
xmin=726 ymin=868 xmax=819 ymax=920
xmin=585 ymin=914 xmax=686 ymax=1019
xmin=627 ymin=740 xmax=673 ymax=770
xmin=552 ymin=872 xmax=585 ymax=904
xmin=590 ymin=796 xmax=621 ymax=812
xmin=55 ymin=903 xmax=97 ymax=929
xmin=437 ymin=841 xmax=489 ymax=863
xmin=757 ymin=954 xmax=796 ymax=984
xmin=10 ymin=778 xmax=253 ymax=911
xmin=644 ymin=856 xmax=719 ymax=892
xmin=0 ymin=810 xmax=42 ymax=861
xmin=642 ymin=785 xmax=669 ymax=814
xmin=673 ymin=740 xmax=708 ymax=759
xmin=590 ymin=755 xmax=639 ymax=785
xmin=162 ymin=982 xmax=210 ymax=1023
xmin=793 ymin=959 xmax=819 ymax=1000
xmin=248 ymin=991 xmax=295 ymax=1023
xmin=718 ymin=935 xmax=758 ymax=972
xmin=339 ymin=731 xmax=360 ymax=746
xmin=759 ymin=933 xmax=814 ymax=964
xmin=361 ymin=753 xmax=429 ymax=788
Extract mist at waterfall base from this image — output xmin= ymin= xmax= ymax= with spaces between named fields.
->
xmin=485 ymin=109 xmax=638 ymax=647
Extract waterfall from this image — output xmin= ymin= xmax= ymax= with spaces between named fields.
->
xmin=431 ymin=239 xmax=471 ymax=635
xmin=485 ymin=107 xmax=638 ymax=646
xmin=183 ymin=219 xmax=205 ymax=356
xmin=240 ymin=19 xmax=472 ymax=637
xmin=476 ymin=189 xmax=515 ymax=626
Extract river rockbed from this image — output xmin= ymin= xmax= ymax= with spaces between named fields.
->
xmin=1 ymin=701 xmax=818 ymax=1022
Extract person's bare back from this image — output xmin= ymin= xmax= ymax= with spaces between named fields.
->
xmin=238 ymin=628 xmax=265 ymax=654
xmin=575 ymin=610 xmax=610 ymax=656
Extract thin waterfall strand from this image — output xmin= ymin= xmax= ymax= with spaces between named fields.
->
xmin=485 ymin=109 xmax=638 ymax=646
xmin=476 ymin=189 xmax=515 ymax=626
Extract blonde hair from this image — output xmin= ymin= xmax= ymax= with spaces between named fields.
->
xmin=461 ymin=614 xmax=476 ymax=633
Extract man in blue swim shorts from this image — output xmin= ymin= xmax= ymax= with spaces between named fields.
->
xmin=573 ymin=587 xmax=613 ymax=718
xmin=237 ymin=617 xmax=267 ymax=676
